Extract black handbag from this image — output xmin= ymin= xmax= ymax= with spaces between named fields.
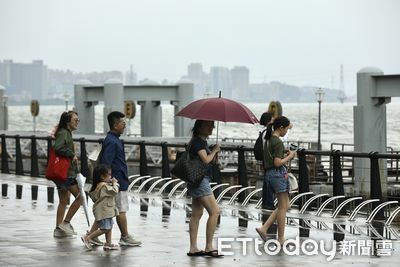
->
xmin=171 ymin=147 xmax=209 ymax=187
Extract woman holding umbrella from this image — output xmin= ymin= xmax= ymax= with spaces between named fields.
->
xmin=186 ymin=120 xmax=223 ymax=257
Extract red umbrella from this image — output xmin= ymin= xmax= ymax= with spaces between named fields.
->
xmin=175 ymin=94 xmax=259 ymax=141
xmin=176 ymin=97 xmax=258 ymax=124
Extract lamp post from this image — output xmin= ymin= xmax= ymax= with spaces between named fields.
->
xmin=0 ymin=94 xmax=8 ymax=130
xmin=315 ymin=88 xmax=325 ymax=150
xmin=63 ymin=92 xmax=70 ymax=110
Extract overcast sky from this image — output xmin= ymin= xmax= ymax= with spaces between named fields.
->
xmin=0 ymin=0 xmax=399 ymax=94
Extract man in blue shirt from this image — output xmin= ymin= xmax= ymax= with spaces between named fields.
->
xmin=101 ymin=111 xmax=141 ymax=246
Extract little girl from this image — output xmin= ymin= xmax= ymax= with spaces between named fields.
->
xmin=81 ymin=164 xmax=120 ymax=250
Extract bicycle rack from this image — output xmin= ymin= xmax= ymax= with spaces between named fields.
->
xmin=299 ymin=194 xmax=329 ymax=214
xmin=348 ymin=199 xmax=380 ymax=221
xmin=241 ymin=188 xmax=262 ymax=207
xmin=227 ymin=186 xmax=255 ymax=205
xmin=135 ymin=176 xmax=161 ymax=193
xmin=331 ymin=197 xmax=363 ymax=218
xmin=366 ymin=201 xmax=398 ymax=223
xmin=127 ymin=175 xmax=151 ymax=192
xmin=167 ymin=181 xmax=186 ymax=198
xmin=157 ymin=178 xmax=181 ymax=195
xmin=385 ymin=206 xmax=400 ymax=226
xmin=315 ymin=195 xmax=345 ymax=216
xmin=147 ymin=177 xmax=172 ymax=194
xmin=216 ymin=185 xmax=242 ymax=204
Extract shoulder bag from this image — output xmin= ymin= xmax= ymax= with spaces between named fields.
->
xmin=45 ymin=148 xmax=71 ymax=182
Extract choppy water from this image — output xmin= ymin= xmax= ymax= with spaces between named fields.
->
xmin=7 ymin=102 xmax=400 ymax=150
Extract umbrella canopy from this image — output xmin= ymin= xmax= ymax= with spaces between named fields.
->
xmin=175 ymin=97 xmax=259 ymax=124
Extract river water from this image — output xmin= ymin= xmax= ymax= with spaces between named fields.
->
xmin=7 ymin=102 xmax=400 ymax=150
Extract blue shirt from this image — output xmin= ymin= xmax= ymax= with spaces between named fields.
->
xmin=101 ymin=132 xmax=129 ymax=191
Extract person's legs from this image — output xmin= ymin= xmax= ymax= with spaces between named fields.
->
xmin=262 ymin=172 xmax=275 ymax=210
xmin=197 ymin=194 xmax=220 ymax=252
xmin=116 ymin=191 xmax=141 ymax=246
xmin=63 ymin=184 xmax=82 ymax=222
xmin=104 ymin=229 xmax=112 ymax=245
xmin=56 ymin=189 xmax=69 ymax=226
xmin=116 ymin=212 xmax=128 ymax=236
xmin=276 ymin=192 xmax=289 ymax=244
xmin=87 ymin=228 xmax=107 ymax=241
xmin=188 ymin=197 xmax=204 ymax=253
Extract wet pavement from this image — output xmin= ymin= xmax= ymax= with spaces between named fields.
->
xmin=0 ymin=173 xmax=399 ymax=267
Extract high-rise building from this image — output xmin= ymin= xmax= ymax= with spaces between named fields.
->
xmin=125 ymin=65 xmax=138 ymax=85
xmin=0 ymin=59 xmax=48 ymax=100
xmin=210 ymin=66 xmax=230 ymax=97
xmin=230 ymin=66 xmax=249 ymax=99
xmin=187 ymin=63 xmax=207 ymax=98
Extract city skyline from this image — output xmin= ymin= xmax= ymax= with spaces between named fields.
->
xmin=1 ymin=0 xmax=399 ymax=95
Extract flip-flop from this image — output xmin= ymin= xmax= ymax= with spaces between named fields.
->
xmin=255 ymin=227 xmax=267 ymax=242
xmin=187 ymin=250 xmax=205 ymax=257
xmin=203 ymin=250 xmax=223 ymax=258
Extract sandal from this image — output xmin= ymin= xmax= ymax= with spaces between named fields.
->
xmin=187 ymin=250 xmax=205 ymax=257
xmin=255 ymin=227 xmax=267 ymax=242
xmin=103 ymin=243 xmax=119 ymax=251
xmin=203 ymin=250 xmax=223 ymax=258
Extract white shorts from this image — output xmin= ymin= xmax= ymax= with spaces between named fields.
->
xmin=115 ymin=191 xmax=129 ymax=213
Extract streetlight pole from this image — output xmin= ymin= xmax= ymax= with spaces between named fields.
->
xmin=315 ymin=88 xmax=325 ymax=151
xmin=63 ymin=92 xmax=69 ymax=111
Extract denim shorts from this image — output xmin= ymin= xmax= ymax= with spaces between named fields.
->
xmin=265 ymin=166 xmax=289 ymax=194
xmin=186 ymin=176 xmax=212 ymax=199
xmin=98 ymin=217 xmax=114 ymax=230
xmin=53 ymin=176 xmax=77 ymax=190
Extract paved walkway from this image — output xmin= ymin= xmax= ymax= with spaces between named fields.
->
xmin=0 ymin=173 xmax=399 ymax=267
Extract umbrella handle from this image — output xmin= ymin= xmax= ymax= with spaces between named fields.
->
xmin=216 ymin=121 xmax=219 ymax=144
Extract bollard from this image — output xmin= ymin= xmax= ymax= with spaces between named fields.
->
xmin=140 ymin=197 xmax=149 ymax=213
xmin=139 ymin=142 xmax=148 ymax=176
xmin=162 ymin=200 xmax=171 ymax=217
xmin=332 ymin=150 xmax=345 ymax=242
xmin=31 ymin=185 xmax=38 ymax=201
xmin=16 ymin=184 xmax=23 ymax=199
xmin=1 ymin=183 xmax=8 ymax=197
xmin=297 ymin=149 xmax=310 ymax=238
xmin=47 ymin=186 xmax=54 ymax=203
xmin=238 ymin=210 xmax=248 ymax=228
xmin=30 ymin=136 xmax=39 ymax=177
xmin=15 ymin=135 xmax=24 ymax=175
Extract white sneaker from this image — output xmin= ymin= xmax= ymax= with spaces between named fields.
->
xmin=58 ymin=221 xmax=77 ymax=235
xmin=53 ymin=227 xmax=72 ymax=238
xmin=119 ymin=234 xmax=142 ymax=246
